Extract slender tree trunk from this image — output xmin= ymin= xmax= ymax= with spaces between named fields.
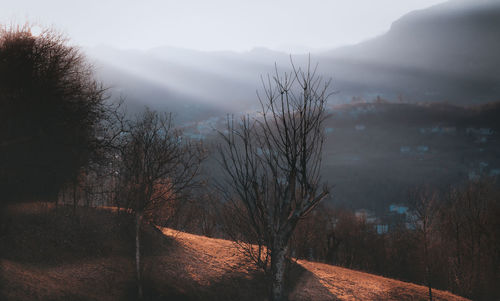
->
xmin=62 ymin=188 xmax=65 ymax=205
xmin=427 ymin=268 xmax=433 ymax=301
xmin=454 ymin=222 xmax=463 ymax=291
xmin=424 ymin=233 xmax=433 ymax=301
xmin=271 ymin=240 xmax=288 ymax=301
xmin=73 ymin=180 xmax=78 ymax=214
xmin=135 ymin=212 xmax=143 ymax=300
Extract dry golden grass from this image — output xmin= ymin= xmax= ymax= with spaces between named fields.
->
xmin=1 ymin=206 xmax=468 ymax=300
xmin=294 ymin=261 xmax=468 ymax=301
xmin=156 ymin=228 xmax=468 ymax=301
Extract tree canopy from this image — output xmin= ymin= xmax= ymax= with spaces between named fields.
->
xmin=0 ymin=25 xmax=107 ymax=203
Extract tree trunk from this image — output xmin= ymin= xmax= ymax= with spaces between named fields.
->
xmin=135 ymin=212 xmax=143 ymax=300
xmin=73 ymin=180 xmax=78 ymax=213
xmin=55 ymin=190 xmax=60 ymax=208
xmin=271 ymin=242 xmax=288 ymax=301
xmin=428 ymin=281 xmax=433 ymax=301
xmin=424 ymin=234 xmax=433 ymax=301
xmin=426 ymin=263 xmax=433 ymax=301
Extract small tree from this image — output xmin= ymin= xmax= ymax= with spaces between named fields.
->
xmin=441 ymin=178 xmax=499 ymax=299
xmin=115 ymin=109 xmax=205 ymax=300
xmin=408 ymin=187 xmax=438 ymax=301
xmin=218 ymin=60 xmax=332 ymax=301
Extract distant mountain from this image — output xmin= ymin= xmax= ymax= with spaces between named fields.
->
xmin=320 ymin=0 xmax=500 ymax=103
xmin=87 ymin=0 xmax=500 ymax=120
xmin=87 ymin=46 xmax=288 ymax=121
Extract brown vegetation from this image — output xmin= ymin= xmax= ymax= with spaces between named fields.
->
xmin=0 ymin=25 xmax=107 ymax=205
xmin=286 ymin=178 xmax=500 ymax=300
xmin=0 ymin=204 xmax=468 ymax=301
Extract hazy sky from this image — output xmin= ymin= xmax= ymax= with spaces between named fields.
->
xmin=2 ymin=0 xmax=447 ymax=52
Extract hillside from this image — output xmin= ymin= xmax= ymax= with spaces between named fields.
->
xmin=328 ymin=0 xmax=500 ymax=77
xmin=320 ymin=101 xmax=500 ymax=211
xmin=0 ymin=205 xmax=468 ymax=300
xmin=191 ymin=101 xmax=500 ymax=212
xmin=321 ymin=0 xmax=500 ymax=103
xmin=154 ymin=228 xmax=467 ymax=300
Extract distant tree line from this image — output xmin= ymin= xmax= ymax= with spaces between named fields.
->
xmin=181 ymin=177 xmax=498 ymax=301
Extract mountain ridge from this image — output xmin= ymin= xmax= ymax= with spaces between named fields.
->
xmin=87 ymin=0 xmax=500 ymax=119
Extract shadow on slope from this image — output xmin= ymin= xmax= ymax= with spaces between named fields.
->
xmin=144 ymin=228 xmax=335 ymax=301
xmin=5 ymin=204 xmax=456 ymax=300
xmin=0 ymin=204 xmax=184 ymax=301
xmin=1 ymin=204 xmax=180 ymax=266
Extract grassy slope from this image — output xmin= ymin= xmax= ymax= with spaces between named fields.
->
xmin=0 ymin=205 xmax=467 ymax=301
xmin=156 ymin=228 xmax=467 ymax=301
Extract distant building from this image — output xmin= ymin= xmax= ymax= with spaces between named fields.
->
xmin=405 ymin=222 xmax=417 ymax=230
xmin=355 ymin=209 xmax=377 ymax=223
xmin=479 ymin=162 xmax=489 ymax=171
xmin=466 ymin=127 xmax=493 ymax=136
xmin=468 ymin=171 xmax=479 ymax=180
xmin=480 ymin=128 xmax=493 ymax=135
xmin=477 ymin=136 xmax=487 ymax=143
xmin=375 ymin=224 xmax=389 ymax=234
xmin=389 ymin=204 xmax=409 ymax=215
xmin=417 ymin=145 xmax=429 ymax=153
xmin=442 ymin=127 xmax=456 ymax=134
xmin=400 ymin=146 xmax=411 ymax=154
xmin=490 ymin=169 xmax=500 ymax=176
xmin=420 ymin=126 xmax=456 ymax=135
xmin=355 ymin=124 xmax=366 ymax=131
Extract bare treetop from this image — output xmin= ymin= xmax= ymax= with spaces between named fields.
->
xmin=218 ymin=59 xmax=333 ymax=301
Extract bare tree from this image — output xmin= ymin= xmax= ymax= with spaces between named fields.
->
xmin=441 ymin=178 xmax=499 ymax=299
xmin=408 ymin=187 xmax=438 ymax=301
xmin=218 ymin=59 xmax=332 ymax=301
xmin=115 ymin=108 xmax=205 ymax=300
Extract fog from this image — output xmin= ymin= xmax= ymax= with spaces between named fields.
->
xmin=3 ymin=0 xmax=445 ymax=52
xmin=69 ymin=0 xmax=500 ymax=214
xmin=4 ymin=1 xmax=500 ymax=201
xmin=5 ymin=0 xmax=499 ymax=118
xmin=76 ymin=0 xmax=499 ymax=122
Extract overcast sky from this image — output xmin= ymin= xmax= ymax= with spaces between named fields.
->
xmin=2 ymin=0 xmax=447 ymax=52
